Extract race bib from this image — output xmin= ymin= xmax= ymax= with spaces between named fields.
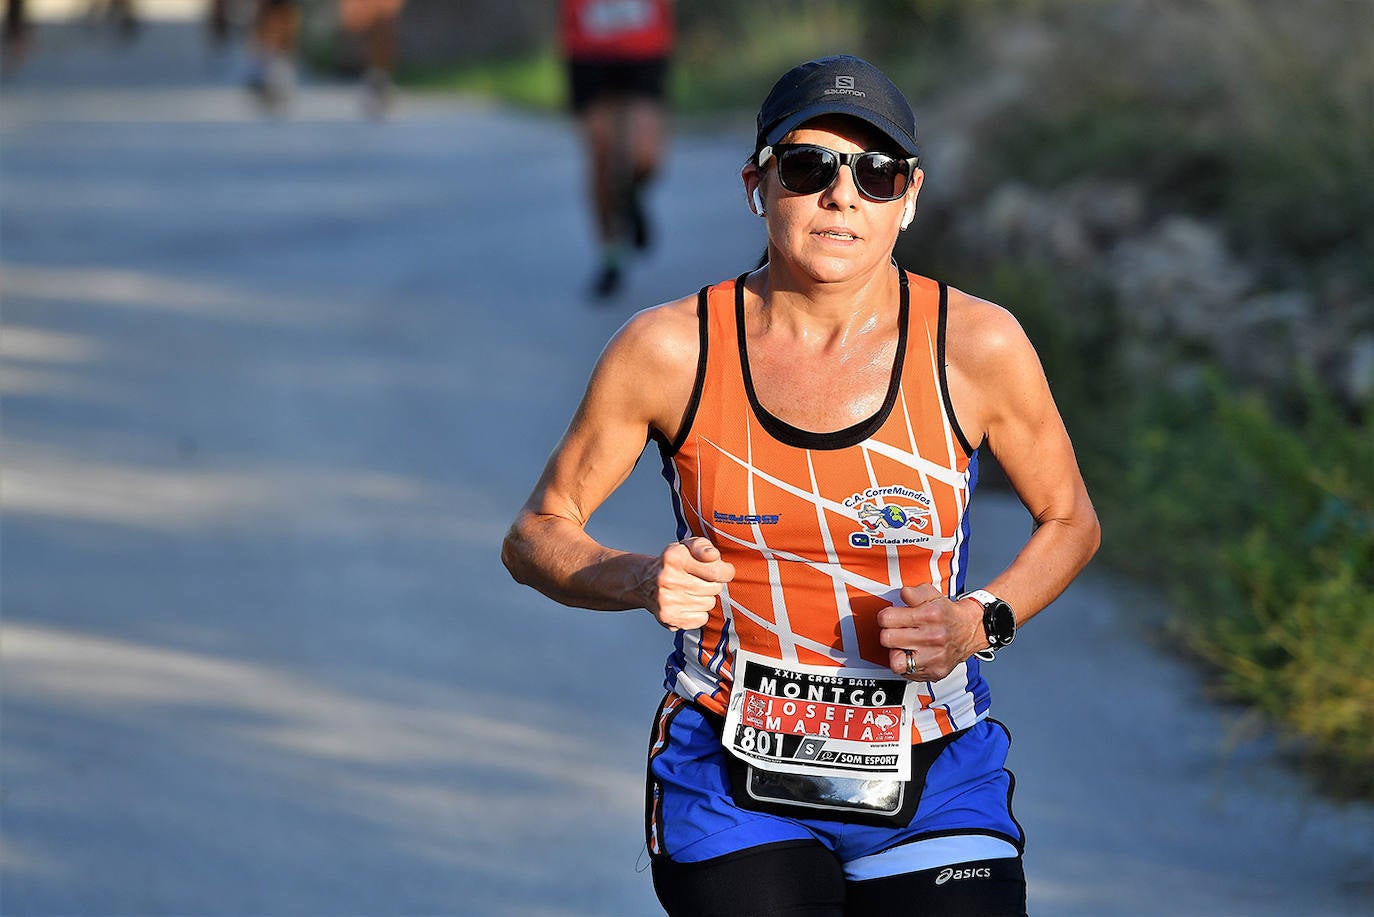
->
xmin=722 ymin=650 xmax=917 ymax=781
xmin=578 ymin=0 xmax=656 ymax=38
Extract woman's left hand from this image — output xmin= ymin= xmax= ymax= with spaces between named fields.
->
xmin=876 ymin=584 xmax=983 ymax=681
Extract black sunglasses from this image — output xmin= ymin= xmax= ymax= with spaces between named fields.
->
xmin=758 ymin=143 xmax=919 ymax=202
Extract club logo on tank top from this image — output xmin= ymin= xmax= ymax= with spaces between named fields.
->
xmin=844 ymin=484 xmax=933 ymax=549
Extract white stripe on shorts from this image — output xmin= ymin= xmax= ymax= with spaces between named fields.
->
xmin=843 ymin=834 xmax=1020 ymax=881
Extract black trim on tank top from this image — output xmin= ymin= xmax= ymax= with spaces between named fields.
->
xmin=736 ymin=268 xmax=909 ymax=451
xmin=655 ymin=285 xmax=712 ymax=457
xmin=989 ymin=717 xmax=1027 ymax=851
xmin=937 ymin=281 xmax=977 ymax=457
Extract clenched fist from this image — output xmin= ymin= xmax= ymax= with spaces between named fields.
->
xmin=646 ymin=537 xmax=735 ymax=631
xmin=876 ymin=583 xmax=983 ymax=681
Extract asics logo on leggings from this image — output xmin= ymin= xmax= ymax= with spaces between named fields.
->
xmin=937 ymin=866 xmax=993 ymax=885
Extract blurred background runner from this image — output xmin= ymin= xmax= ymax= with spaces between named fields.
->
xmin=559 ymin=0 xmax=673 ymax=299
xmin=337 ymin=0 xmax=404 ymax=117
xmin=2 ymin=0 xmax=32 ymax=72
xmin=246 ymin=0 xmax=299 ymax=109
xmin=85 ymin=0 xmax=138 ymax=38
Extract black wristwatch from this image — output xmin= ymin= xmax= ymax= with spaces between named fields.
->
xmin=960 ymin=589 xmax=1016 ymax=660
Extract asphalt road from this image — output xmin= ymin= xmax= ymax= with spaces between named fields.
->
xmin=3 ymin=21 xmax=1373 ymax=917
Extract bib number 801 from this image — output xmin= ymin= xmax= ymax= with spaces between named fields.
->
xmin=736 ymin=726 xmax=778 ymax=755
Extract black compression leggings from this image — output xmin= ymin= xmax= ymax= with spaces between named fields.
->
xmin=651 ymin=840 xmax=1027 ymax=917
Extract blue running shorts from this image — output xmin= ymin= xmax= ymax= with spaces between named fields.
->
xmin=645 ymin=692 xmax=1024 ymax=878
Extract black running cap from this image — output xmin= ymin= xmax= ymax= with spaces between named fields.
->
xmin=754 ymin=55 xmax=919 ymax=161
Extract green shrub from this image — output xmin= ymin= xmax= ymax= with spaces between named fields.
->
xmin=974 ymin=0 xmax=1374 ymax=287
xmin=955 ymin=260 xmax=1374 ymax=797
xmin=671 ymin=1 xmax=866 ymax=114
xmin=1100 ymin=379 xmax=1374 ymax=795
xmin=402 ymin=49 xmax=566 ymax=111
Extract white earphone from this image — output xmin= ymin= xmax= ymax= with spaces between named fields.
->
xmin=751 ymin=187 xmax=766 ymax=217
xmin=900 ymin=198 xmax=916 ymax=230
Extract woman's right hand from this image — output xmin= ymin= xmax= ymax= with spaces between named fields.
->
xmin=646 ymin=537 xmax=735 ymax=631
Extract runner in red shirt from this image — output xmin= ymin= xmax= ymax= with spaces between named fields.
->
xmin=558 ymin=0 xmax=674 ymax=298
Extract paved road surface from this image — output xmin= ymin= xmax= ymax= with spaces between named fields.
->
xmin=3 ymin=21 xmax=1373 ymax=917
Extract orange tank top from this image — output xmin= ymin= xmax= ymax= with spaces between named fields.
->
xmin=656 ymin=269 xmax=990 ymax=744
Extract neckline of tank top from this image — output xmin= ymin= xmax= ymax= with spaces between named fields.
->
xmin=732 ymin=268 xmax=911 ymax=451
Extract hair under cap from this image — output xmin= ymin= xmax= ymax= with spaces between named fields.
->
xmin=754 ymin=55 xmax=919 ymax=161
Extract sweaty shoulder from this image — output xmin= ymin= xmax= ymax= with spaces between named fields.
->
xmin=943 ymin=285 xmax=1033 ymax=373
xmin=941 ymin=285 xmax=1046 ymax=444
xmin=600 ymin=292 xmax=703 ymax=443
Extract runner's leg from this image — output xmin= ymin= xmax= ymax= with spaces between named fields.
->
xmin=653 ymin=841 xmax=846 ymax=917
xmin=580 ymin=97 xmax=628 ymax=296
xmin=250 ymin=0 xmax=298 ymax=108
xmin=623 ymin=95 xmax=664 ymax=250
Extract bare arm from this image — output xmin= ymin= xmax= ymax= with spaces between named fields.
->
xmin=878 ymin=288 xmax=1100 ymax=678
xmin=957 ymin=293 xmax=1101 ymax=620
xmin=500 ymin=297 xmax=735 ymax=628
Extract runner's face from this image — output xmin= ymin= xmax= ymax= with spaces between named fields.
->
xmin=750 ymin=116 xmax=923 ymax=285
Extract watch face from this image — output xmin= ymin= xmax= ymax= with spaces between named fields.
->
xmin=986 ymin=600 xmax=1015 ymax=647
